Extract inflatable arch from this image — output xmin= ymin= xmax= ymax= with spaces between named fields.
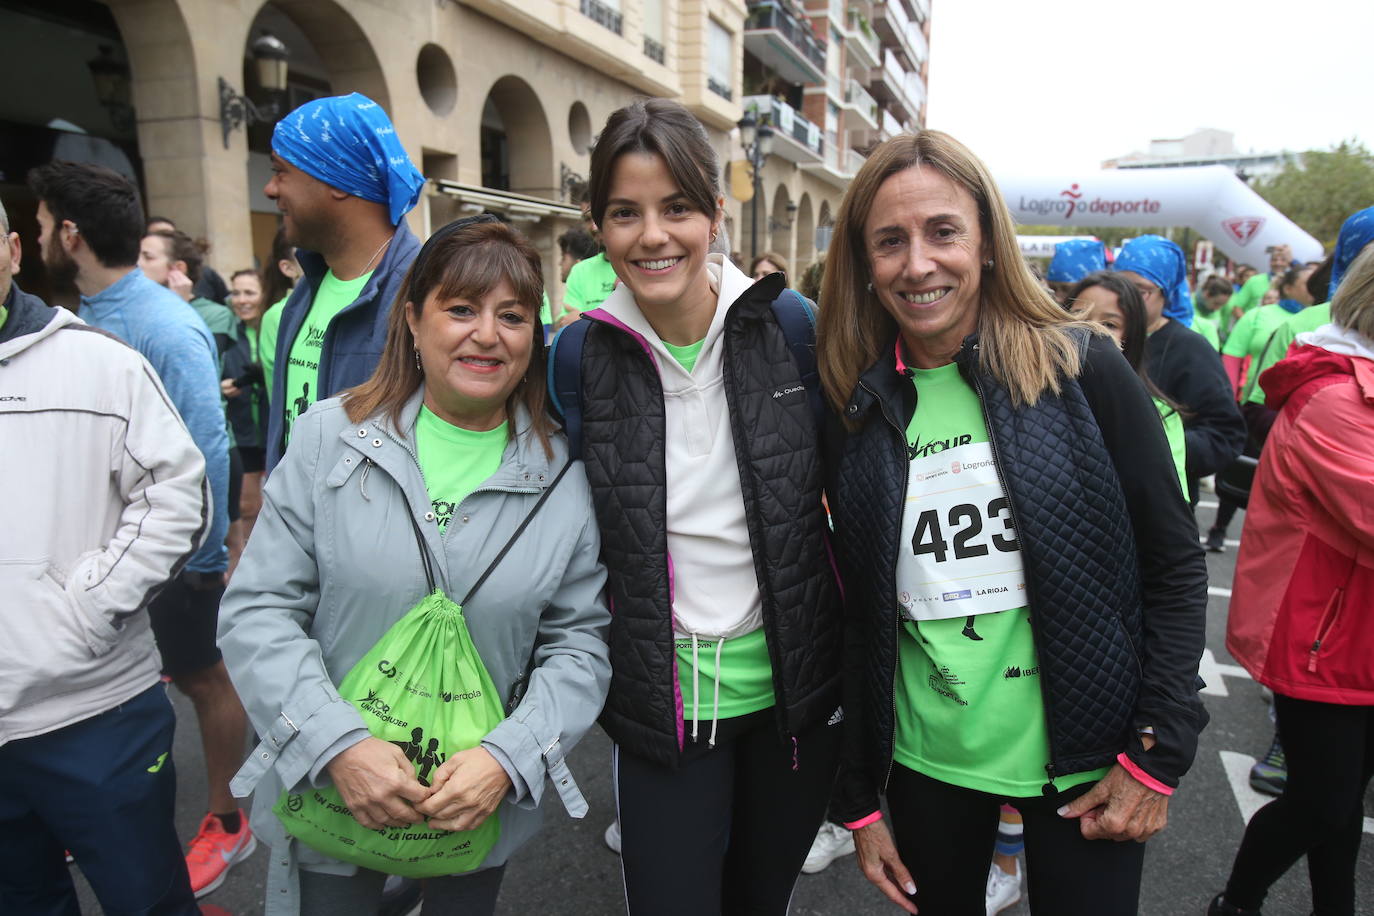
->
xmin=998 ymin=166 xmax=1323 ymax=267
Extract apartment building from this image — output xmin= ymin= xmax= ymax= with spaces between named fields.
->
xmin=0 ymin=0 xmax=930 ymax=298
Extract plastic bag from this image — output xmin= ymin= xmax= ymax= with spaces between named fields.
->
xmin=274 ymin=590 xmax=504 ymax=877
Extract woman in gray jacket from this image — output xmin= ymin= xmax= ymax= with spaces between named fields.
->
xmin=219 ymin=216 xmax=611 ymax=916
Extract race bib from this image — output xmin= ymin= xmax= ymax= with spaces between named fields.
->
xmin=896 ymin=441 xmax=1026 ymax=621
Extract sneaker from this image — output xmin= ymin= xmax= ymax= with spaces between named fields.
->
xmin=1205 ymin=528 xmax=1227 ymax=553
xmin=604 ymin=819 xmax=622 ymax=855
xmin=802 ymin=822 xmax=855 ymax=874
xmin=1208 ymin=893 xmax=1262 ymax=915
xmin=1249 ymin=735 xmax=1286 ymax=797
xmin=185 ymin=811 xmax=257 ymax=898
xmin=985 ymin=860 xmax=1022 ymax=915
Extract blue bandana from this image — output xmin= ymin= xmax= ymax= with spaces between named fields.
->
xmin=1330 ymin=206 xmax=1374 ymax=300
xmin=1046 ymin=239 xmax=1106 ymax=283
xmin=1115 ymin=235 xmax=1193 ymax=327
xmin=272 ymin=93 xmax=425 ymax=226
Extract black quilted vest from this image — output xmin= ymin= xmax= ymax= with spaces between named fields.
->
xmin=578 ymin=276 xmax=842 ymax=766
xmin=829 ymin=333 xmax=1145 ymax=793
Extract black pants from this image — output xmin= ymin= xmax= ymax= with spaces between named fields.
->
xmin=887 ymin=765 xmax=1145 ymax=916
xmin=1212 ymin=493 xmax=1241 ymax=533
xmin=614 ymin=707 xmax=842 ymax=916
xmin=1223 ymin=694 xmax=1374 ymax=916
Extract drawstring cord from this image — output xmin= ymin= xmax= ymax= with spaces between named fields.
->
xmin=709 ymin=638 xmax=724 ymax=748
xmin=688 ymin=634 xmax=726 ymax=747
xmin=691 ymin=634 xmax=701 ymax=742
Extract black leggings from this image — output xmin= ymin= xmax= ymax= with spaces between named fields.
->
xmin=614 ymin=707 xmax=842 ymax=916
xmin=1223 ymin=694 xmax=1374 ymax=916
xmin=887 ymin=765 xmax=1145 ymax=916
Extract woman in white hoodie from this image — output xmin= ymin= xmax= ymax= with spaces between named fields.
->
xmin=548 ymin=99 xmax=844 ymax=914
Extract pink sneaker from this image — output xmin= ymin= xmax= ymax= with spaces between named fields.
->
xmin=185 ymin=811 xmax=256 ymax=898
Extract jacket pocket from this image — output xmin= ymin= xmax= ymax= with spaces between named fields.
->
xmin=0 ymin=560 xmax=113 ymax=708
xmin=1269 ymin=535 xmax=1374 ymax=694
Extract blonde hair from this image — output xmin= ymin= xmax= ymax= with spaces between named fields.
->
xmin=1331 ymin=244 xmax=1374 ymax=342
xmin=816 ymin=131 xmax=1093 ymax=417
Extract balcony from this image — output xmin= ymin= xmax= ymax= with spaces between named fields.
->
xmin=800 ymin=133 xmax=865 ymax=187
xmin=869 ymin=49 xmax=922 ymax=123
xmin=872 ymin=0 xmax=921 ymax=70
xmin=843 ymin=77 xmax=879 ymax=128
xmin=643 ymin=35 xmax=665 ymax=64
xmin=708 ymin=76 xmax=733 ymax=102
xmin=742 ymin=94 xmax=824 ymax=164
xmin=579 ymin=0 xmax=622 ymax=35
xmin=841 ymin=7 xmax=881 ymax=71
xmin=745 ymin=1 xmax=827 ymax=85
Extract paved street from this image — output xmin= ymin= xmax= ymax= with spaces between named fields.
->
xmin=74 ymin=501 xmax=1374 ymax=915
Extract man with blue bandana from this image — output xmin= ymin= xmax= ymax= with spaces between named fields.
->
xmin=1046 ymin=238 xmax=1106 ymax=306
xmin=1117 ymin=235 xmax=1245 ymax=505
xmin=264 ymin=92 xmax=425 ymax=471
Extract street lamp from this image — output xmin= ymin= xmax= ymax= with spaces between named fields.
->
xmin=219 ymin=30 xmax=291 ymax=149
xmin=738 ymin=109 xmax=775 ymax=262
xmin=86 ymin=45 xmax=135 ymax=134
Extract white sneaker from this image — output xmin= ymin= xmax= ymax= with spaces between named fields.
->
xmin=985 ymin=860 xmax=1022 ymax=915
xmin=802 ymin=822 xmax=856 ymax=874
xmin=604 ymin=819 xmax=622 ymax=854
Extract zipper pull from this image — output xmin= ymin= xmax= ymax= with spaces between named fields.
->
xmin=1041 ymin=763 xmax=1058 ymax=797
xmin=1307 ymin=640 xmax=1321 ymax=673
xmin=790 ymin=735 xmax=800 ymax=772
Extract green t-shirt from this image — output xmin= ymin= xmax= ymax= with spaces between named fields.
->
xmin=1192 ymin=309 xmax=1221 ymax=351
xmin=283 ymin=271 xmax=371 ymax=442
xmin=414 ymin=406 xmax=508 ymax=534
xmin=1244 ymin=302 xmax=1332 ymax=406
xmin=1223 ymin=304 xmax=1300 ymax=363
xmin=676 ymin=628 xmax=775 ymax=721
xmin=563 ymin=252 xmax=617 ymax=314
xmin=259 ymin=297 xmax=287 ymax=401
xmin=0 ymin=303 xmax=8 ymax=331
xmin=663 ymin=338 xmax=706 ymax=374
xmin=1225 ymin=273 xmax=1270 ymax=333
xmin=538 ymin=291 xmax=553 ymax=329
xmin=1155 ymin=399 xmax=1188 ymax=496
xmin=893 ymin=362 xmax=1107 ymax=796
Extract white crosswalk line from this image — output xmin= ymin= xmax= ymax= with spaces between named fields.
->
xmin=1198 ymin=500 xmax=1219 ymax=509
xmin=1199 ymin=537 xmax=1243 ymax=547
xmin=1221 ymin=751 xmax=1374 ymax=835
xmin=1208 ymin=586 xmax=1232 ymax=598
xmin=1198 ymin=648 xmax=1252 ymax=696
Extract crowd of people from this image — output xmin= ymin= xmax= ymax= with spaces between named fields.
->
xmin=0 ymin=87 xmax=1369 ymax=916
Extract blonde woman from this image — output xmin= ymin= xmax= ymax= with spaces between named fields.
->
xmin=816 ymin=131 xmax=1208 ymax=915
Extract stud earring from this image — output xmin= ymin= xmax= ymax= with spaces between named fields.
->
xmin=984 ymin=258 xmax=995 ymax=269
xmin=866 ymin=282 xmax=874 ymax=292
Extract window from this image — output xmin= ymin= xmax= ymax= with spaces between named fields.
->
xmin=643 ymin=0 xmax=665 ymax=62
xmin=707 ymin=19 xmax=733 ymax=101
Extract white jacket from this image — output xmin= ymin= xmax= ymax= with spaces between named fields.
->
xmin=0 ymin=288 xmax=209 ymax=744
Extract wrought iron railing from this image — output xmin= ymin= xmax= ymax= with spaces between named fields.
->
xmin=643 ymin=35 xmax=665 ymax=64
xmin=579 ymin=0 xmax=623 ymax=35
xmin=745 ymin=2 xmax=827 ymax=72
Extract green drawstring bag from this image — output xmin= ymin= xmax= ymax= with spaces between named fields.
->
xmin=273 ymin=589 xmax=504 ymax=877
xmin=274 ymin=461 xmax=571 ymax=877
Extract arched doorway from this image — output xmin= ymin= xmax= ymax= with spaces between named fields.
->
xmin=769 ymin=183 xmax=792 ymax=267
xmin=794 ymin=193 xmax=815 ymax=273
xmin=480 ymin=76 xmax=555 ymax=199
xmin=241 ymin=0 xmax=389 ymax=268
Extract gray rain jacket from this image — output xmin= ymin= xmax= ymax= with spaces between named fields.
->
xmin=219 ymin=390 xmax=610 ymax=913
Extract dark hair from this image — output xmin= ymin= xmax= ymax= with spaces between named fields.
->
xmin=1201 ymin=275 xmax=1233 ymax=298
xmin=230 ymin=268 xmax=259 ymax=283
xmin=262 ymin=225 xmax=296 ymax=307
xmin=1306 ymin=253 xmax=1335 ymax=303
xmin=588 ymin=98 xmax=722 ymax=229
xmin=1068 ymin=271 xmax=1183 ymax=414
xmin=1276 ymin=264 xmax=1309 ymax=299
xmin=799 ymin=257 xmax=825 ymax=302
xmin=558 ymin=227 xmax=599 ymax=262
xmin=749 ymin=251 xmax=789 ymax=278
xmin=342 ymin=216 xmax=553 ymax=456
xmin=148 ymin=229 xmax=203 ymax=283
xmin=28 ymin=161 xmax=144 ymax=268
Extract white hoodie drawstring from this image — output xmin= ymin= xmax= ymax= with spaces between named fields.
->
xmin=709 ymin=637 xmax=725 ymax=748
xmin=691 ymin=634 xmax=701 ymax=742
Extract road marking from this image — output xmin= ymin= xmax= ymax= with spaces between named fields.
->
xmin=1198 ymin=500 xmax=1219 ymax=509
xmin=1198 ymin=649 xmax=1252 ymax=696
xmin=1209 ymin=586 xmax=1232 ymax=598
xmin=1199 ymin=537 xmax=1243 ymax=547
xmin=1221 ymin=751 xmax=1374 ymax=835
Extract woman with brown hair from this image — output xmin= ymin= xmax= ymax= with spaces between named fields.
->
xmin=816 ymin=131 xmax=1208 ymax=915
xmin=218 ymin=215 xmax=611 ymax=916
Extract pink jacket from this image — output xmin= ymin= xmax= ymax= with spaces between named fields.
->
xmin=1226 ymin=326 xmax=1374 ymax=705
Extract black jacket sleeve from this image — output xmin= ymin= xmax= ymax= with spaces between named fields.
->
xmin=1079 ymin=334 xmax=1210 ymax=789
xmin=1146 ymin=321 xmax=1246 ymax=479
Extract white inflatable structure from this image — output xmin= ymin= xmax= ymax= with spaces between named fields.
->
xmin=999 ymin=166 xmax=1322 ymax=266
xmin=1017 ymin=235 xmax=1100 ymax=260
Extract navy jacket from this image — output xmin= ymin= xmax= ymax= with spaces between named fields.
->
xmin=827 ymin=330 xmax=1209 ymax=823
xmin=265 ymin=224 xmax=420 ymax=471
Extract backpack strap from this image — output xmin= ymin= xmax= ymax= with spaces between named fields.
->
xmin=547 ymin=317 xmax=593 ymax=458
xmin=770 ymin=289 xmax=824 ymax=432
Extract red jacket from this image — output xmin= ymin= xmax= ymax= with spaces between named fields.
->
xmin=1226 ymin=332 xmax=1374 ymax=705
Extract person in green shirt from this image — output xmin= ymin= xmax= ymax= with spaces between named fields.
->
xmin=1225 ymin=245 xmax=1291 ymax=333
xmin=282 ymin=268 xmax=371 ymax=442
xmin=1222 ymin=264 xmax=1314 ymax=399
xmin=1192 ymin=274 xmax=1232 ymax=351
xmin=561 ymin=250 xmax=618 ymax=322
